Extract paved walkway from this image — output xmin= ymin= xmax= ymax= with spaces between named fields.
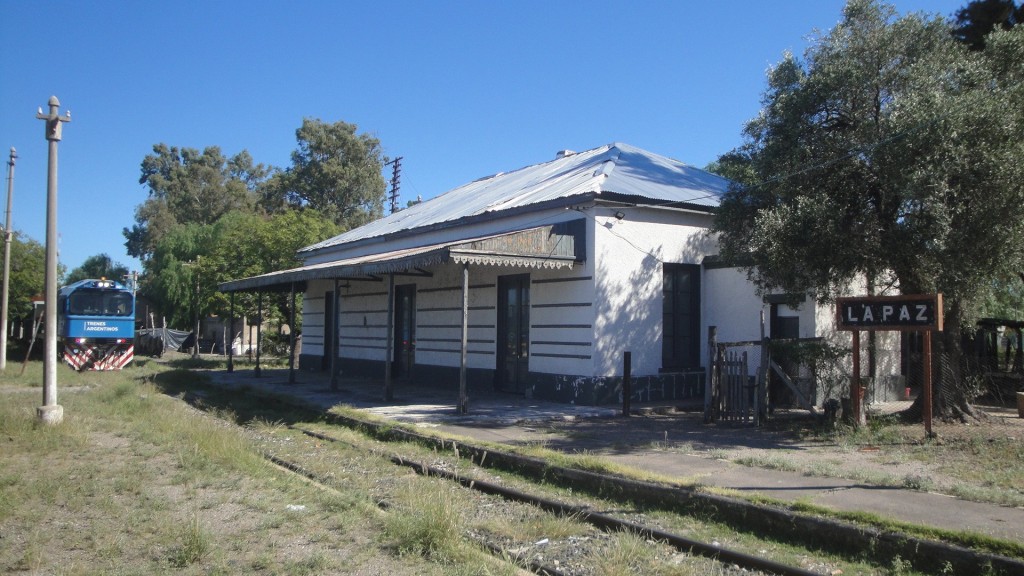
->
xmin=202 ymin=367 xmax=1024 ymax=543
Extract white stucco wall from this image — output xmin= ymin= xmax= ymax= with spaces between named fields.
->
xmin=297 ymin=201 xmax=910 ymax=402
xmin=592 ymin=205 xmax=717 ymax=378
xmin=303 ymin=220 xmax=599 ymax=378
xmin=301 ymin=288 xmax=328 ymax=358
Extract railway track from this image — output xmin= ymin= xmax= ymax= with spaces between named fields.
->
xmin=279 ymin=425 xmax=823 ymax=576
xmin=176 ymin=385 xmax=1024 ymax=576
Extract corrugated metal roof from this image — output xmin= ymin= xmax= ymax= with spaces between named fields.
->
xmin=300 ymin=142 xmax=729 ymax=254
xmin=219 ymin=226 xmax=579 ymax=292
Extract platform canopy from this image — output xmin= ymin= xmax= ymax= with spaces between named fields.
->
xmin=218 ymin=222 xmax=583 ymax=293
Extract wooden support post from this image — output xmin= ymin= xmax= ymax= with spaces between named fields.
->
xmin=923 ymin=329 xmax=934 ymax=437
xmin=330 ymin=279 xmax=339 ymax=391
xmin=384 ymin=274 xmax=394 ymax=402
xmin=458 ymin=263 xmax=469 ymax=414
xmin=622 ymin=351 xmax=632 ymax=417
xmin=227 ymin=291 xmax=234 ymax=373
xmin=254 ymin=291 xmax=262 ymax=378
xmin=758 ymin=337 xmax=770 ymax=425
xmin=705 ymin=326 xmax=717 ymax=423
xmin=288 ymin=282 xmax=296 ymax=384
xmin=851 ymin=330 xmax=863 ymax=427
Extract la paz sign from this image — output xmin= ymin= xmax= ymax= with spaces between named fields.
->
xmin=836 ymin=294 xmax=943 ymax=332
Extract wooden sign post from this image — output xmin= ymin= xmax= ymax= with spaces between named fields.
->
xmin=836 ymin=294 xmax=943 ymax=435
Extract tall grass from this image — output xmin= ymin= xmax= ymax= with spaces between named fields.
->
xmin=168 ymin=513 xmax=211 ymax=567
xmin=383 ymin=477 xmax=468 ymax=563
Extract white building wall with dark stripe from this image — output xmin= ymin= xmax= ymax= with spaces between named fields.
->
xmin=593 ymin=206 xmax=718 ymax=378
xmin=301 ymin=290 xmax=327 ymax=358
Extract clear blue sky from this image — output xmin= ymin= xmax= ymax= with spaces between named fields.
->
xmin=1 ymin=0 xmax=965 ymax=277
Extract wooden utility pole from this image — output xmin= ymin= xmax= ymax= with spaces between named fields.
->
xmin=1 ymin=147 xmax=16 ymax=372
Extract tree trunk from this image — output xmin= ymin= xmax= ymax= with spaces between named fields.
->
xmin=899 ymin=301 xmax=984 ymax=423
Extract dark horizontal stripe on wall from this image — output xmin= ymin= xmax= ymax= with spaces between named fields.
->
xmin=305 ymin=296 xmax=324 ymax=302
xmin=339 ymin=324 xmax=389 ymax=330
xmin=343 ymin=291 xmax=388 ymax=298
xmin=532 ymin=352 xmax=592 ymax=360
xmin=531 ymin=276 xmax=592 ymax=285
xmin=340 ymin=336 xmax=387 ymax=342
xmin=532 ymin=302 xmax=592 ymax=309
xmin=532 ymin=341 xmax=591 ymax=347
xmin=342 ymin=343 xmax=386 ymax=351
xmin=340 ymin=309 xmax=388 ymax=315
xmin=304 ymin=323 xmax=324 ymax=329
xmin=419 ymin=305 xmax=494 ymax=313
xmin=418 ymin=338 xmax=495 ymax=344
xmin=417 ymin=285 xmax=459 ymax=294
xmin=417 ymin=347 xmax=495 ymax=355
xmin=418 ymin=324 xmax=496 ymax=330
xmin=532 ymin=324 xmax=592 ymax=329
xmin=419 ymin=283 xmax=496 ymax=294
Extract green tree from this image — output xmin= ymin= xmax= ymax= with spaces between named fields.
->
xmin=124 ymin=144 xmax=269 ymax=260
xmin=712 ymin=0 xmax=1024 ymax=420
xmin=6 ymin=232 xmax=50 ymax=320
xmin=140 ymin=210 xmax=339 ymax=332
xmin=952 ymin=0 xmax=1024 ymax=322
xmin=953 ymin=0 xmax=1023 ymax=50
xmin=140 ymin=223 xmax=217 ymax=329
xmin=205 ymin=209 xmax=340 ymax=330
xmin=263 ymin=118 xmax=387 ymax=229
xmin=65 ymin=253 xmax=130 ymax=285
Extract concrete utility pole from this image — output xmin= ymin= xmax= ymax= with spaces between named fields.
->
xmin=1 ymin=147 xmax=16 ymax=371
xmin=36 ymin=96 xmax=70 ymax=426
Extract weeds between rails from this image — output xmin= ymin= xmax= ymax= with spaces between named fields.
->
xmin=169 ymin=379 xmax=1024 ymax=576
xmin=284 ymin=425 xmax=821 ymax=576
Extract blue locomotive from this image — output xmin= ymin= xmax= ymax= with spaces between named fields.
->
xmin=57 ymin=278 xmax=135 ymax=370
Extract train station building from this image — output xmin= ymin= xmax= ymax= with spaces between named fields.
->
xmin=220 ymin=143 xmax=851 ymax=406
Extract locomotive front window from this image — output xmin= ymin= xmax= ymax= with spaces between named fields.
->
xmin=106 ymin=293 xmax=133 ymax=316
xmin=68 ymin=290 xmax=134 ymax=317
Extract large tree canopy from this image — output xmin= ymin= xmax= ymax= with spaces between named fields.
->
xmin=712 ymin=0 xmax=1024 ymax=419
xmin=124 ymin=117 xmax=387 ymax=333
xmin=262 ymin=118 xmax=387 ymax=229
xmin=6 ymin=232 xmax=51 ymax=320
xmin=124 ymin=144 xmax=270 ymax=260
xmin=953 ymin=0 xmax=1023 ymax=50
xmin=64 ymin=253 xmax=130 ymax=286
xmin=140 ymin=209 xmax=339 ymax=330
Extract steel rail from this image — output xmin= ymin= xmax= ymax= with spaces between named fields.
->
xmin=295 ymin=426 xmax=819 ymax=576
xmin=263 ymin=450 xmax=571 ymax=576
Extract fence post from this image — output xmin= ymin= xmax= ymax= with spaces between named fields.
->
xmin=758 ymin=336 xmax=770 ymax=425
xmin=622 ymin=351 xmax=632 ymax=417
xmin=705 ymin=327 xmax=717 ymax=423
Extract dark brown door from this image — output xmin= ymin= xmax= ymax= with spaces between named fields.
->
xmin=662 ymin=264 xmax=701 ymax=371
xmin=392 ymin=284 xmax=416 ymax=379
